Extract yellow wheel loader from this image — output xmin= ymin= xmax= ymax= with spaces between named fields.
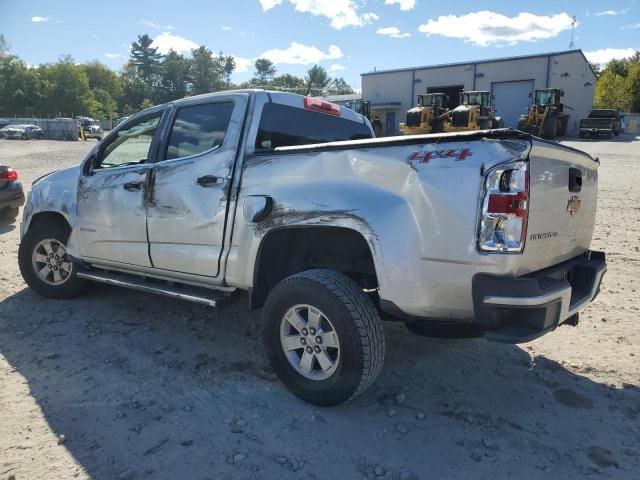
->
xmin=399 ymin=93 xmax=449 ymax=135
xmin=517 ymin=88 xmax=571 ymax=139
xmin=346 ymin=100 xmax=384 ymax=137
xmin=444 ymin=91 xmax=504 ymax=132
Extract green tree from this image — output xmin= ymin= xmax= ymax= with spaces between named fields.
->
xmin=626 ymin=59 xmax=640 ymax=112
xmin=0 ymin=51 xmax=42 ymax=116
xmin=158 ymin=49 xmax=190 ymax=102
xmin=121 ymin=60 xmax=146 ymax=112
xmin=130 ymin=34 xmax=163 ymax=91
xmin=254 ymin=58 xmax=276 ymax=85
xmin=272 ymin=73 xmax=306 ymax=93
xmin=594 ymin=70 xmax=631 ymax=111
xmin=38 ymin=55 xmax=95 ymax=117
xmin=304 ymin=64 xmax=329 ymax=96
xmin=330 ymin=77 xmax=354 ymax=95
xmin=189 ymin=46 xmax=220 ymax=95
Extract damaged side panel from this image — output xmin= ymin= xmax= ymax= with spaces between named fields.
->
xmin=226 ymin=137 xmax=530 ymax=318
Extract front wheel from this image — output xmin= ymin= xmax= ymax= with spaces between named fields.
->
xmin=262 ymin=269 xmax=385 ymax=406
xmin=18 ymin=220 xmax=87 ymax=299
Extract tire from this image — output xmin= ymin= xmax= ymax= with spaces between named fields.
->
xmin=542 ymin=117 xmax=558 ymax=138
xmin=262 ymin=269 xmax=385 ymax=406
xmin=20 ymin=133 xmax=26 ymax=140
xmin=579 ymin=132 xmax=586 ymax=139
xmin=516 ymin=117 xmax=529 ymax=131
xmin=0 ymin=207 xmax=19 ymax=222
xmin=18 ymin=220 xmax=87 ymax=299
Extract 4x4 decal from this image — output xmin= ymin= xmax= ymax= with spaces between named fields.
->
xmin=408 ymin=147 xmax=473 ymax=163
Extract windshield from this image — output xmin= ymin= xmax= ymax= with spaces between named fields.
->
xmin=462 ymin=92 xmax=489 ymax=106
xmin=81 ymin=119 xmax=97 ymax=126
xmin=535 ymin=90 xmax=557 ymax=106
xmin=418 ymin=95 xmax=435 ymax=107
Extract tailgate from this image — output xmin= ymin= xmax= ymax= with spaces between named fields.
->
xmin=522 ymin=139 xmax=598 ymax=272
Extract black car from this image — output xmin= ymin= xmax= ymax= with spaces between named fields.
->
xmin=0 ymin=165 xmax=25 ymax=222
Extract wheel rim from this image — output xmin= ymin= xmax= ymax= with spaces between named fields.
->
xmin=31 ymin=238 xmax=73 ymax=286
xmin=280 ymin=304 xmax=340 ymax=381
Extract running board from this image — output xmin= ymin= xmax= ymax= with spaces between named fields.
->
xmin=77 ymin=271 xmax=229 ymax=307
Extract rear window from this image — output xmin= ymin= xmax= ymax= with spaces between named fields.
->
xmin=255 ymin=102 xmax=372 ymax=150
xmin=588 ymin=110 xmax=616 ymax=118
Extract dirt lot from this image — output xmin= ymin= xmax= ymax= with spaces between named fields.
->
xmin=0 ymin=136 xmax=638 ymax=480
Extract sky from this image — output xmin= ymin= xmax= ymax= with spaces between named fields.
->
xmin=1 ymin=0 xmax=639 ymax=88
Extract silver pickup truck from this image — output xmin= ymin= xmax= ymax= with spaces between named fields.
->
xmin=18 ymin=90 xmax=606 ymax=405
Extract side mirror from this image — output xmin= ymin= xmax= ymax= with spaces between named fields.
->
xmin=528 ymin=92 xmax=533 ymax=98
xmin=561 ymin=90 xmax=565 ymax=97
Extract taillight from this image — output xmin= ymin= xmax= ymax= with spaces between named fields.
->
xmin=0 ymin=168 xmax=18 ymax=182
xmin=304 ymin=97 xmax=341 ymax=116
xmin=478 ymin=161 xmax=529 ymax=253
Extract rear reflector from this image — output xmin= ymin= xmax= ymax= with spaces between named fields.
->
xmin=0 ymin=168 xmax=18 ymax=182
xmin=304 ymin=97 xmax=341 ymax=116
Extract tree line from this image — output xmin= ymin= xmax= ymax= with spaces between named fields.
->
xmin=592 ymin=51 xmax=640 ymax=112
xmin=0 ymin=34 xmax=354 ymax=120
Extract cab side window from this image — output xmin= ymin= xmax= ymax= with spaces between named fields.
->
xmin=165 ymin=102 xmax=234 ymax=160
xmin=97 ymin=113 xmax=162 ymax=169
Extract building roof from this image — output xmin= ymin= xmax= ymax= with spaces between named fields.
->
xmin=361 ymin=49 xmax=595 ymax=77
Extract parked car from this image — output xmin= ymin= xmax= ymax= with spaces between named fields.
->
xmin=579 ymin=109 xmax=623 ymax=138
xmin=77 ymin=117 xmax=103 ymax=141
xmin=18 ymin=90 xmax=606 ymax=406
xmin=0 ymin=124 xmax=44 ymax=140
xmin=0 ymin=165 xmax=25 ymax=221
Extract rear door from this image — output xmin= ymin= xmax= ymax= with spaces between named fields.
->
xmin=146 ymin=94 xmax=248 ymax=277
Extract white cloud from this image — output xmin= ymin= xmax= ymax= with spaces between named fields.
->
xmin=595 ymin=9 xmax=628 ymax=16
xmin=330 ymin=63 xmax=346 ymax=71
xmin=105 ymin=53 xmax=122 ymax=59
xmin=621 ymin=23 xmax=640 ymax=29
xmin=221 ymin=25 xmax=233 ymax=31
xmin=258 ymin=0 xmax=378 ymax=29
xmin=233 ymin=56 xmax=252 ymax=73
xmin=31 ymin=16 xmax=49 ymax=23
xmin=385 ymin=0 xmax=416 ymax=11
xmin=261 ymin=42 xmax=343 ymax=64
xmin=139 ymin=19 xmax=173 ymax=30
xmin=585 ymin=48 xmax=638 ymax=66
xmin=259 ymin=0 xmax=282 ymax=9
xmin=377 ymin=26 xmax=411 ymax=38
xmin=151 ymin=32 xmax=198 ymax=54
xmin=418 ymin=11 xmax=575 ymax=47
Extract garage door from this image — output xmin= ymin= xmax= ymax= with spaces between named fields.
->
xmin=492 ymin=80 xmax=534 ymax=128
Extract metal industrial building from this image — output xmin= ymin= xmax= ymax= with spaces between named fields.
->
xmin=361 ymin=49 xmax=596 ymax=136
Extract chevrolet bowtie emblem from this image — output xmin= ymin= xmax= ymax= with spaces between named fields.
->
xmin=567 ymin=196 xmax=581 ymax=215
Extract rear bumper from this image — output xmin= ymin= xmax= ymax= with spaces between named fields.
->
xmin=0 ymin=182 xmax=25 ymax=210
xmin=580 ymin=127 xmax=612 ymax=134
xmin=472 ymin=251 xmax=606 ymax=343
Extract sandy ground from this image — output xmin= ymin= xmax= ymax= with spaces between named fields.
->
xmin=0 ymin=136 xmax=638 ymax=480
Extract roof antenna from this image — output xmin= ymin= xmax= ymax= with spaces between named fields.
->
xmin=568 ymin=15 xmax=577 ymax=49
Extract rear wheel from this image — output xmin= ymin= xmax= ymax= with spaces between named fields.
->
xmin=262 ymin=269 xmax=385 ymax=406
xmin=18 ymin=220 xmax=87 ymax=299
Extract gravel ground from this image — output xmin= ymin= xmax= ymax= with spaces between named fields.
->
xmin=0 ymin=136 xmax=638 ymax=480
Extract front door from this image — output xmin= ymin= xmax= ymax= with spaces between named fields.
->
xmin=146 ymin=94 xmax=248 ymax=277
xmin=75 ymin=109 xmax=165 ymax=267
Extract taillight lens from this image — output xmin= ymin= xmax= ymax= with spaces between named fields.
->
xmin=478 ymin=161 xmax=529 ymax=253
xmin=0 ymin=168 xmax=18 ymax=182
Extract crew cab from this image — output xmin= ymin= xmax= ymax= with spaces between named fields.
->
xmin=579 ymin=109 xmax=623 ymax=138
xmin=19 ymin=90 xmax=606 ymax=406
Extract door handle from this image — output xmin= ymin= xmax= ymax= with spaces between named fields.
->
xmin=196 ymin=175 xmax=223 ymax=187
xmin=123 ymin=181 xmax=143 ymax=191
